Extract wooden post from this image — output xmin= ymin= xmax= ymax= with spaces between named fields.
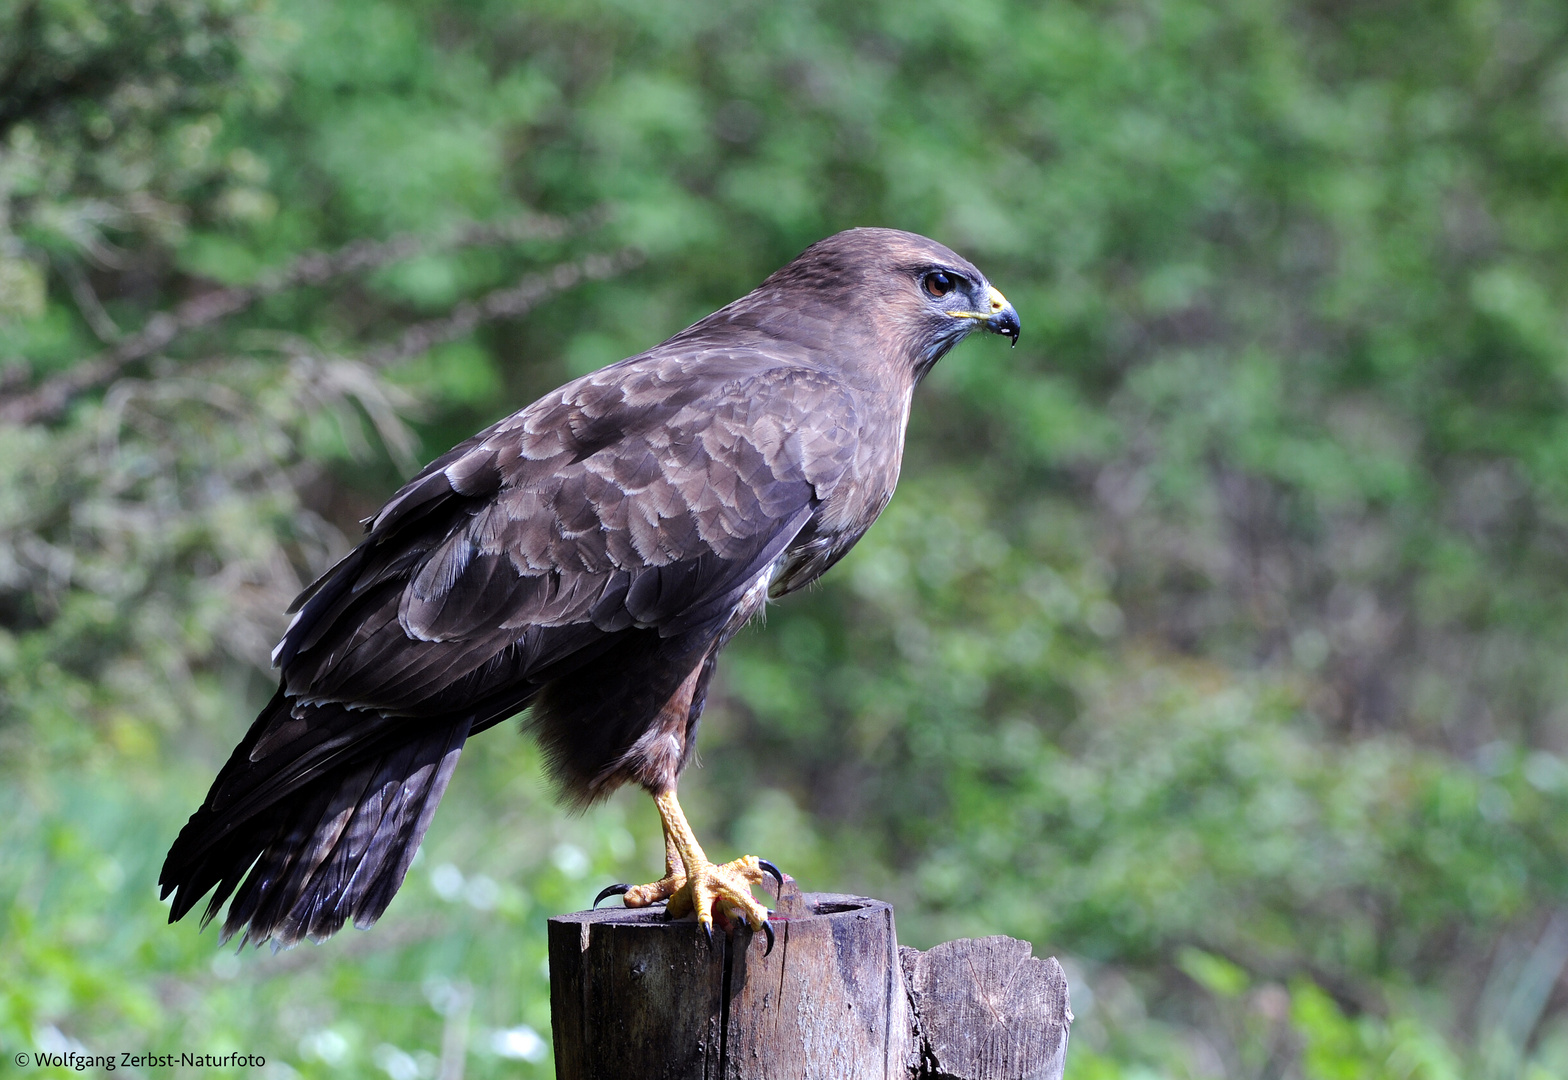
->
xmin=548 ymin=889 xmax=1070 ymax=1080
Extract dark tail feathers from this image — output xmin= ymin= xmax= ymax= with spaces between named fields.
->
xmin=161 ymin=701 xmax=471 ymax=949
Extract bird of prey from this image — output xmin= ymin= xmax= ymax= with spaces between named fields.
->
xmin=160 ymin=227 xmax=1020 ymax=950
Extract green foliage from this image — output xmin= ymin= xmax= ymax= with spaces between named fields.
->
xmin=5 ymin=0 xmax=1568 ymax=1076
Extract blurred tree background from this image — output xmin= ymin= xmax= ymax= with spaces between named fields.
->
xmin=4 ymin=0 xmax=1568 ymax=1076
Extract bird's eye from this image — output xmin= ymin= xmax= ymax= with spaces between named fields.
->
xmin=923 ymin=270 xmax=958 ymax=298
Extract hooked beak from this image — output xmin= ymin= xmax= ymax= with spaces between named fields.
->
xmin=949 ymin=284 xmax=1020 ymax=347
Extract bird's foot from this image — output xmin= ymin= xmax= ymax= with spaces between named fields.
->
xmin=663 ymin=854 xmax=776 ymax=934
xmin=601 ymin=855 xmax=781 ymax=952
xmin=611 ymin=791 xmax=783 ymax=951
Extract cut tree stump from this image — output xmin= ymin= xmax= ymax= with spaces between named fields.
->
xmin=548 ymin=888 xmax=1070 ymax=1080
xmin=901 ymin=936 xmax=1073 ymax=1080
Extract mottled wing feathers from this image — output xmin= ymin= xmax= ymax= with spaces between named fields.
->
xmin=278 ymin=356 xmax=858 ymax=714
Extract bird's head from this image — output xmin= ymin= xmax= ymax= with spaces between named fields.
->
xmin=728 ymin=227 xmax=1020 ymax=386
xmin=907 ymin=253 xmax=1021 ymax=356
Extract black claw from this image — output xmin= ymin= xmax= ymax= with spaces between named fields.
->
xmin=702 ymin=922 xmax=715 ymax=949
xmin=758 ymin=859 xmax=784 ymax=892
xmin=593 ymin=883 xmax=631 ymax=909
xmin=761 ymin=919 xmax=775 ymax=957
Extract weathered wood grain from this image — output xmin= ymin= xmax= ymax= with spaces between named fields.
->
xmin=548 ymin=903 xmax=730 ymax=1080
xmin=547 ymin=893 xmax=1069 ymax=1080
xmin=723 ymin=894 xmax=907 ymax=1079
xmin=901 ymin=936 xmax=1071 ymax=1080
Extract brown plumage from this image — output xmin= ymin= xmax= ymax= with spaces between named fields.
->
xmin=160 ymin=227 xmax=1020 ymax=948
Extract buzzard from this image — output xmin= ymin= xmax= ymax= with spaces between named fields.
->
xmin=160 ymin=227 xmax=1020 ymax=951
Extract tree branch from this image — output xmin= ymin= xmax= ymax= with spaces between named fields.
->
xmin=0 ymin=212 xmax=604 ymax=426
xmin=363 ymin=247 xmax=644 ymax=369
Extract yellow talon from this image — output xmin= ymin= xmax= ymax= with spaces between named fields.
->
xmin=619 ymin=790 xmax=771 ymax=935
